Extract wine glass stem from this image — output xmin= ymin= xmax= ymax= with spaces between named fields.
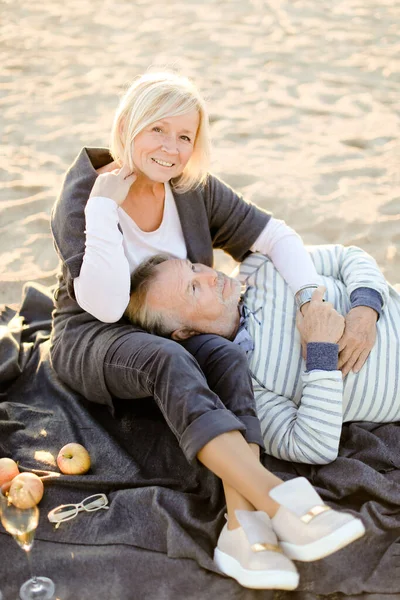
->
xmin=25 ymin=549 xmax=37 ymax=583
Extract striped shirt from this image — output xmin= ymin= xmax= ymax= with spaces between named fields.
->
xmin=238 ymin=245 xmax=400 ymax=465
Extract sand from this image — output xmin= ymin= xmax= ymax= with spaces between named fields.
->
xmin=1 ymin=0 xmax=399 ymax=307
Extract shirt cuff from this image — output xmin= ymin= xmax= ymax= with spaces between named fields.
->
xmin=306 ymin=342 xmax=339 ymax=372
xmin=350 ymin=287 xmax=383 ymax=318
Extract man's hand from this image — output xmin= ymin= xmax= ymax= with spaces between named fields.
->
xmin=296 ymin=286 xmax=345 ymax=355
xmin=337 ymin=306 xmax=377 ymax=377
xmin=90 ymin=164 xmax=137 ymax=206
xmin=299 ymin=301 xmax=310 ymax=359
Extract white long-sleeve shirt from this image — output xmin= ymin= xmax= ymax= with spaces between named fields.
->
xmin=238 ymin=246 xmax=398 ymax=465
xmin=74 ymin=183 xmax=320 ymax=322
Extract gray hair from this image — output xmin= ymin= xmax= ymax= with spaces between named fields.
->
xmin=124 ymin=254 xmax=181 ymax=337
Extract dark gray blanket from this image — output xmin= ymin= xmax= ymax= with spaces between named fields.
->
xmin=0 ymin=283 xmax=399 ymax=600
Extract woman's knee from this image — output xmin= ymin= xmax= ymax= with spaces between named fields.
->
xmin=105 ymin=333 xmax=204 ymax=395
xmin=149 ymin=337 xmax=204 ymax=379
xmin=181 ymin=334 xmax=248 ymax=372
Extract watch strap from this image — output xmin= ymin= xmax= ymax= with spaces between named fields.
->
xmin=295 ymin=285 xmax=319 ymax=309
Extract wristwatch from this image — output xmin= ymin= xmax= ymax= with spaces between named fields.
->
xmin=295 ymin=285 xmax=320 ymax=310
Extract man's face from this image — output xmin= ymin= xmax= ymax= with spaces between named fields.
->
xmin=146 ymin=259 xmax=242 ymax=340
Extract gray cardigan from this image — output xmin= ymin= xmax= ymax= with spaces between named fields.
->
xmin=51 ymin=147 xmax=271 ymax=299
xmin=49 ymin=147 xmax=270 ymax=405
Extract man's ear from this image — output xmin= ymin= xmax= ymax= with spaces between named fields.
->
xmin=171 ymin=327 xmax=198 ymax=341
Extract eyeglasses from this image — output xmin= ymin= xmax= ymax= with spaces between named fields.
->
xmin=47 ymin=494 xmax=109 ymax=529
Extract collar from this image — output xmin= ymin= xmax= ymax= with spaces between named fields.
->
xmin=232 ymin=296 xmax=262 ymax=353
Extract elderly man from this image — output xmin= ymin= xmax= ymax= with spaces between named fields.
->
xmin=125 ymin=244 xmax=400 ymax=465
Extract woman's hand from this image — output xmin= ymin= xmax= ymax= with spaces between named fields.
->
xmin=337 ymin=306 xmax=378 ymax=377
xmin=90 ymin=164 xmax=137 ymax=206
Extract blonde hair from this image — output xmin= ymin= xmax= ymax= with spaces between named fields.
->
xmin=110 ymin=72 xmax=211 ymax=193
xmin=124 ymin=254 xmax=180 ymax=337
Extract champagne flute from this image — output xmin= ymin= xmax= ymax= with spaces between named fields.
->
xmin=0 ymin=486 xmax=55 ymax=600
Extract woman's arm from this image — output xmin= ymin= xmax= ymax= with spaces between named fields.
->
xmin=204 ymin=176 xmax=320 ymax=295
xmin=73 ymin=196 xmax=131 ymax=322
xmin=250 ymin=219 xmax=321 ymax=294
xmin=50 ymin=148 xmax=132 ymax=304
xmin=73 ymin=166 xmax=136 ymax=322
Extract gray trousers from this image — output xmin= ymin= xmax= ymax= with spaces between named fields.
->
xmin=103 ymin=332 xmax=264 ymax=462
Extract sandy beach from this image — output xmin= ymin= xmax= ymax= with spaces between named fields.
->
xmin=1 ymin=0 xmax=399 ymax=307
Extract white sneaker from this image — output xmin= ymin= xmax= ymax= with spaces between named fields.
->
xmin=214 ymin=510 xmax=299 ymax=590
xmin=269 ymin=477 xmax=366 ymax=562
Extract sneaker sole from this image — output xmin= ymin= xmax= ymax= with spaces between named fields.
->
xmin=280 ymin=518 xmax=366 ymax=562
xmin=213 ymin=548 xmax=299 ymax=590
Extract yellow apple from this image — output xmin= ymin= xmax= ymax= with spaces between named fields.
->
xmin=0 ymin=458 xmax=20 ymax=487
xmin=9 ymin=473 xmax=44 ymax=508
xmin=57 ymin=443 xmax=91 ymax=475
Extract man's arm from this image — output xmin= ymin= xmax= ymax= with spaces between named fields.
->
xmin=309 ymin=244 xmax=390 ymax=311
xmin=254 ymin=372 xmax=343 ymax=464
xmin=309 ymin=245 xmax=389 ymax=375
xmin=255 ymin=287 xmax=345 ymax=464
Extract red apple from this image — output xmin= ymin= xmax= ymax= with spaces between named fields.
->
xmin=57 ymin=443 xmax=91 ymax=475
xmin=0 ymin=458 xmax=20 ymax=487
xmin=9 ymin=473 xmax=44 ymax=508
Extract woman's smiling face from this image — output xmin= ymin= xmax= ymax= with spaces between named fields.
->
xmin=132 ymin=110 xmax=200 ymax=183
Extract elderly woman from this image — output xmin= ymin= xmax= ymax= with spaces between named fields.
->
xmin=50 ymin=72 xmax=363 ymax=590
